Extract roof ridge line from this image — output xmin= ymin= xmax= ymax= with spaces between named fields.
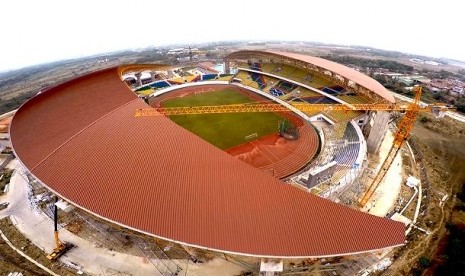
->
xmin=30 ymin=98 xmax=140 ymax=172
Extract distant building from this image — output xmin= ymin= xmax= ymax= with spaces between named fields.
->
xmin=430 ymin=79 xmax=449 ymax=90
xmin=411 ymin=75 xmax=431 ymax=85
xmin=410 ymin=58 xmax=424 ymax=64
xmin=397 ymin=77 xmax=414 ymax=86
xmin=383 ymin=72 xmax=404 ymax=78
xmin=167 ymin=48 xmax=185 ymax=55
xmin=425 ymin=60 xmax=441 ymax=66
xmin=429 ymin=78 xmax=465 ymax=94
xmin=452 ymin=86 xmax=464 ymax=95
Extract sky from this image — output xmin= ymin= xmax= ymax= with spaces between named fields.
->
xmin=0 ymin=0 xmax=463 ymax=72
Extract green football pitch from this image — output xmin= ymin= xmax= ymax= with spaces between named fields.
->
xmin=162 ymin=88 xmax=285 ymax=149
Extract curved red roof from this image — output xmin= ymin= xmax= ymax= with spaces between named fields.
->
xmin=10 ymin=65 xmax=404 ymax=257
xmin=226 ymin=50 xmax=395 ymax=103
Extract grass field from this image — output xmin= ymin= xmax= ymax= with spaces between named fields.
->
xmin=162 ymin=88 xmax=284 ymax=149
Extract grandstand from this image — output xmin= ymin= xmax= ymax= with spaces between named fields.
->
xmin=215 ymin=74 xmax=234 ymax=81
xmin=128 ymin=51 xmax=384 ymax=200
xmin=224 ymin=51 xmax=393 ymax=203
xmin=239 ymin=61 xmax=336 ymax=90
xmin=8 ymin=50 xmax=404 ymax=274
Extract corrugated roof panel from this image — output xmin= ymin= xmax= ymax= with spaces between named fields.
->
xmin=10 ymin=66 xmax=405 ymax=258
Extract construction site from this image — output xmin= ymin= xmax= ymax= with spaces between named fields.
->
xmin=0 ymin=50 xmax=463 ymax=276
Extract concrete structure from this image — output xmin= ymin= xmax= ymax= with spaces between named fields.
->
xmin=150 ymin=71 xmax=157 ymax=82
xmin=302 ymin=161 xmax=337 ymax=188
xmin=224 ymin=61 xmax=230 ymax=74
xmin=134 ymin=72 xmax=142 ymax=87
xmin=366 ymin=111 xmax=390 ymax=154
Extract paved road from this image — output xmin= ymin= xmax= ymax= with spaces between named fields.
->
xmin=0 ymin=169 xmax=161 ymax=275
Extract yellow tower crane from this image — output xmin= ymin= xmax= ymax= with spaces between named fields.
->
xmin=46 ymin=197 xmax=71 ymax=260
xmin=135 ymin=86 xmax=450 ymax=207
xmin=358 ymin=86 xmax=425 ymax=207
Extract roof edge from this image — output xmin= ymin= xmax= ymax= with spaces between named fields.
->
xmin=225 ymin=50 xmax=395 ymax=103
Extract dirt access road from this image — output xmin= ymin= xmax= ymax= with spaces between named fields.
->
xmin=384 ymin=116 xmax=465 ymax=275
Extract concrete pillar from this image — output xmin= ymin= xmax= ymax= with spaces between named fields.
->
xmin=366 ymin=111 xmax=390 ymax=154
xmin=223 ymin=61 xmax=230 ymax=74
xmin=150 ymin=71 xmax=157 ymax=82
xmin=134 ymin=72 xmax=142 ymax=87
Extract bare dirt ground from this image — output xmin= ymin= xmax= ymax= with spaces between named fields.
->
xmin=0 ymin=239 xmax=49 ymax=275
xmin=383 ymin=115 xmax=465 ymax=275
xmin=365 ymin=130 xmax=403 ymax=217
xmin=0 ymin=217 xmax=77 ymax=275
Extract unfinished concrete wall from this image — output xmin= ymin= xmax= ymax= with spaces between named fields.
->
xmin=303 ymin=161 xmax=337 ymax=189
xmin=223 ymin=61 xmax=230 ymax=74
xmin=366 ymin=111 xmax=390 ymax=154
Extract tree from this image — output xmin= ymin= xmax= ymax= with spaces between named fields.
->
xmin=419 ymin=256 xmax=431 ymax=268
xmin=455 ymin=98 xmax=465 ymax=113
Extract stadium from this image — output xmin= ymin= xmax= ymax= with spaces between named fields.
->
xmin=9 ymin=50 xmax=405 ymax=273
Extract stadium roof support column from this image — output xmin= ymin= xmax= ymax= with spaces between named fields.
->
xmin=224 ymin=61 xmax=230 ymax=74
xmin=150 ymin=71 xmax=157 ymax=82
xmin=135 ymin=72 xmax=142 ymax=87
xmin=366 ymin=111 xmax=390 ymax=154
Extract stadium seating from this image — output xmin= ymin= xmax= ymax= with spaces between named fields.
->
xmin=324 ymin=110 xmax=363 ymax=124
xmin=308 ymin=77 xmax=333 ymax=89
xmin=300 ymin=96 xmax=337 ymax=104
xmin=135 ymin=86 xmax=154 ymax=96
xmin=170 ymin=75 xmax=200 ymax=83
xmin=248 ymin=62 xmax=262 ymax=71
xmin=235 ymin=62 xmax=249 ymax=69
xmin=297 ymin=122 xmax=359 ymax=190
xmin=216 ymin=74 xmax=234 ymax=81
xmin=233 ymin=71 xmax=260 ymax=90
xmin=236 ymin=62 xmax=361 ymax=105
xmin=292 ymin=87 xmax=320 ymax=98
xmin=228 ymin=63 xmax=367 ymax=192
xmin=257 ymin=63 xmax=333 ymax=90
xmin=249 ymin=71 xmax=267 ymax=89
xmin=262 ymin=75 xmax=280 ymax=89
xmin=332 ymin=121 xmax=349 ymax=139
xmin=260 ymin=63 xmax=276 ymax=73
xmin=150 ymin=80 xmax=171 ymax=89
xmin=257 ymin=124 xmax=319 ymax=179
xmin=239 ymin=62 xmax=355 ymax=97
xmin=270 ymin=88 xmax=285 ymax=97
xmin=321 ymin=86 xmax=346 ymax=95
xmin=332 ymin=143 xmax=359 ymax=166
xmin=330 ymin=123 xmax=361 ymax=178
xmin=336 ymin=94 xmax=371 ymax=104
xmin=233 ymin=71 xmax=251 ymax=82
xmin=278 ymin=93 xmax=295 ymax=101
xmin=201 ymin=74 xmax=218 ymax=81
xmin=274 ymin=81 xmax=297 ymax=92
xmin=342 ymin=122 xmax=360 ymax=143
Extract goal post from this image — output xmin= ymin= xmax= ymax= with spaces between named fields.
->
xmin=245 ymin=133 xmax=258 ymax=140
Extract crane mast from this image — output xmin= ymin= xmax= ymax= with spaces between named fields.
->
xmin=358 ymin=86 xmax=423 ymax=207
xmin=46 ymin=197 xmax=71 ymax=260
